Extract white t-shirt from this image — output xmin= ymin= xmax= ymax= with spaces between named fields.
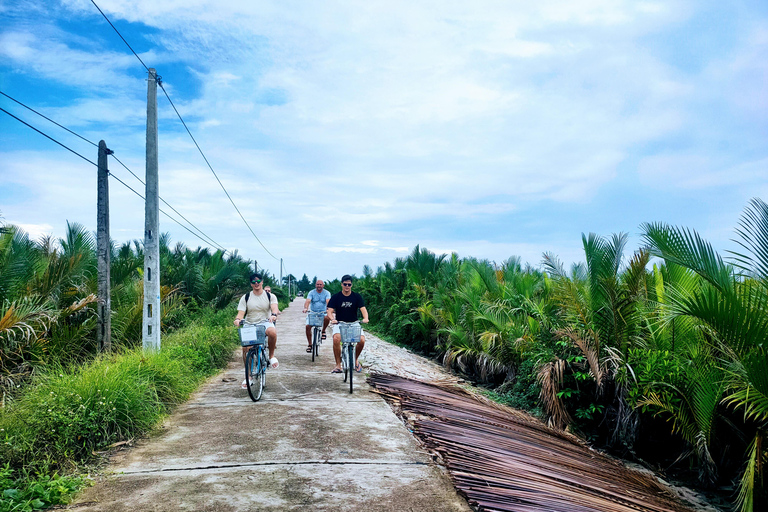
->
xmin=237 ymin=291 xmax=278 ymax=323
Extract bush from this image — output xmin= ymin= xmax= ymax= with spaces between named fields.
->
xmin=0 ymin=307 xmax=237 ymax=507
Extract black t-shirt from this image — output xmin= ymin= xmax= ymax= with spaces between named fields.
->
xmin=328 ymin=291 xmax=365 ymax=323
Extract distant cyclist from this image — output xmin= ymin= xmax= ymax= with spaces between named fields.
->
xmin=327 ymin=275 xmax=369 ymax=373
xmin=233 ymin=273 xmax=279 ymax=388
xmin=302 ymin=279 xmax=331 ymax=352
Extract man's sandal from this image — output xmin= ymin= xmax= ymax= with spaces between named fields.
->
xmin=306 ymin=346 xmax=312 ymax=353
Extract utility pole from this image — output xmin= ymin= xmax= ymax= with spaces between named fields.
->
xmin=280 ymin=258 xmax=283 ymax=288
xmin=143 ymin=68 xmax=161 ymax=351
xmin=96 ymin=140 xmax=112 ymax=352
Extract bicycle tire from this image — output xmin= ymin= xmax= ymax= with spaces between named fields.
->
xmin=246 ymin=348 xmax=264 ymax=401
xmin=260 ymin=347 xmax=267 ymax=391
xmin=314 ymin=328 xmax=320 ymax=357
xmin=348 ymin=343 xmax=355 ymax=393
xmin=312 ymin=327 xmax=318 ymax=362
xmin=342 ymin=342 xmax=349 ymax=383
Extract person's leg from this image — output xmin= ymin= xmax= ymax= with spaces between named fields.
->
xmin=242 ymin=346 xmax=248 ymax=364
xmin=305 ymin=324 xmax=312 ymax=345
xmin=322 ymin=315 xmax=330 ymax=336
xmin=266 ymin=326 xmax=277 ymax=360
xmin=332 ymin=334 xmax=342 ymax=368
xmin=355 ymin=335 xmax=366 ymax=367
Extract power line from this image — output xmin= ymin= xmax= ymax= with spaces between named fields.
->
xmin=85 ymin=2 xmax=282 ymax=265
xmin=158 ymin=83 xmax=279 ymax=260
xmin=0 ymin=107 xmax=229 ymax=252
xmin=89 ymin=0 xmax=150 ymax=73
xmin=0 ymin=91 xmax=98 ymax=148
xmin=0 ymin=91 xmax=228 ymax=253
xmin=1 ymin=107 xmax=98 ymax=166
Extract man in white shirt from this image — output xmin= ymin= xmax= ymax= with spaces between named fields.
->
xmin=233 ymin=273 xmax=280 ymax=388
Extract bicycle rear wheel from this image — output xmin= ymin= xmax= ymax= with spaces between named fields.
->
xmin=245 ymin=348 xmax=264 ymax=401
xmin=348 ymin=343 xmax=355 ymax=394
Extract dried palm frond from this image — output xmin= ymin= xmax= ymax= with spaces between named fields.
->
xmin=369 ymin=373 xmax=695 ymax=512
xmin=537 ymin=358 xmax=571 ymax=429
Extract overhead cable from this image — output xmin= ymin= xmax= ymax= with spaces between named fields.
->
xmin=157 ymin=83 xmax=279 ymax=261
xmin=89 ymin=0 xmax=150 ymax=73
xmin=0 ymin=92 xmax=228 ymax=253
xmin=0 ymin=107 xmax=228 ymax=251
xmin=87 ymin=2 xmax=282 ymax=266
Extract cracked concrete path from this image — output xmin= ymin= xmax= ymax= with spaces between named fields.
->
xmin=69 ymin=298 xmax=471 ymax=512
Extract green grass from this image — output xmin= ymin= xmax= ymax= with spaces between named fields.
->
xmin=0 ymin=306 xmax=237 ymax=511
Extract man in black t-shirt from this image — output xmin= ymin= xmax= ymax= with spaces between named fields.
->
xmin=327 ymin=274 xmax=369 ymax=374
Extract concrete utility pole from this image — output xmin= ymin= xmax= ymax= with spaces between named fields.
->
xmin=280 ymin=258 xmax=283 ymax=287
xmin=143 ymin=68 xmax=161 ymax=351
xmin=96 ymin=140 xmax=112 ymax=352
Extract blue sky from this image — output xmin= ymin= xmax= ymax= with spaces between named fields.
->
xmin=1 ymin=0 xmax=767 ymax=281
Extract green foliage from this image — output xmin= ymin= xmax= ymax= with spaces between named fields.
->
xmin=0 ymin=310 xmax=236 ymax=477
xmin=0 ymin=223 xmax=262 ymax=398
xmin=0 ymin=464 xmax=86 ymax=512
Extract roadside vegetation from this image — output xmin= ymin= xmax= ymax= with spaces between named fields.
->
xmin=2 ymin=198 xmax=766 ymax=511
xmin=327 ymin=198 xmax=768 ymax=512
xmin=0 ymin=221 xmax=288 ymax=510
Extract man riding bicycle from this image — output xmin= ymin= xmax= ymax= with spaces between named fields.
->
xmin=233 ymin=273 xmax=280 ymax=388
xmin=327 ymin=275 xmax=369 ymax=373
xmin=302 ymin=279 xmax=331 ymax=352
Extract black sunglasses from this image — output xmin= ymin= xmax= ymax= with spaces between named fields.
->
xmin=342 ymin=282 xmax=352 ymax=286
xmin=251 ymin=279 xmax=262 ymax=284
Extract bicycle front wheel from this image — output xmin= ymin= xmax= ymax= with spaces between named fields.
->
xmin=260 ymin=348 xmax=267 ymax=391
xmin=312 ymin=327 xmax=318 ymax=362
xmin=245 ymin=348 xmax=264 ymax=401
xmin=348 ymin=343 xmax=355 ymax=393
xmin=342 ymin=342 xmax=349 ymax=383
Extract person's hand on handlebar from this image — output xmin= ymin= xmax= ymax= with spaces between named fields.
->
xmin=233 ymin=318 xmax=243 ymax=327
xmin=362 ymin=318 xmax=369 ymax=324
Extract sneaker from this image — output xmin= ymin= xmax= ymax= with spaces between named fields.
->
xmin=241 ymin=379 xmax=253 ymax=389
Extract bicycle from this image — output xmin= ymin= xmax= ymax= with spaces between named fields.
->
xmin=239 ymin=321 xmax=268 ymax=401
xmin=307 ymin=310 xmax=326 ymax=362
xmin=338 ymin=321 xmax=362 ymax=394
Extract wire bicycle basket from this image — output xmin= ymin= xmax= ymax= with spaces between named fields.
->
xmin=307 ymin=311 xmax=326 ymax=327
xmin=239 ymin=324 xmax=267 ymax=346
xmin=339 ymin=323 xmax=361 ymax=344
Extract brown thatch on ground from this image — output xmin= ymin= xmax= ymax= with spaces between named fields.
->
xmin=368 ymin=373 xmax=695 ymax=512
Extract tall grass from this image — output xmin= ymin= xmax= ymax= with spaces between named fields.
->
xmin=0 ymin=306 xmax=236 ymax=510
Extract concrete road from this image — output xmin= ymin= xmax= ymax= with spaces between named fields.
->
xmin=69 ymin=298 xmax=471 ymax=512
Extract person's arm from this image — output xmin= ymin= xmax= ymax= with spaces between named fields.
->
xmin=327 ymin=307 xmax=337 ymax=323
xmin=270 ymin=296 xmax=279 ymax=318
xmin=233 ymin=310 xmax=245 ymax=327
xmin=360 ymin=306 xmax=369 ymax=324
xmin=303 ymin=298 xmax=311 ymax=312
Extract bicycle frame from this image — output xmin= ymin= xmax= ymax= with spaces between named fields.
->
xmin=307 ymin=310 xmax=326 ymax=362
xmin=337 ymin=321 xmax=361 ymax=394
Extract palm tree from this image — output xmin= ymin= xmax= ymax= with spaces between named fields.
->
xmin=642 ymin=197 xmax=768 ymax=511
xmin=541 ymin=233 xmax=650 ymax=442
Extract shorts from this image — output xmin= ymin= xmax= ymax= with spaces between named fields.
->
xmin=331 ymin=323 xmax=365 ymax=340
xmin=255 ymin=319 xmax=275 ymax=331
